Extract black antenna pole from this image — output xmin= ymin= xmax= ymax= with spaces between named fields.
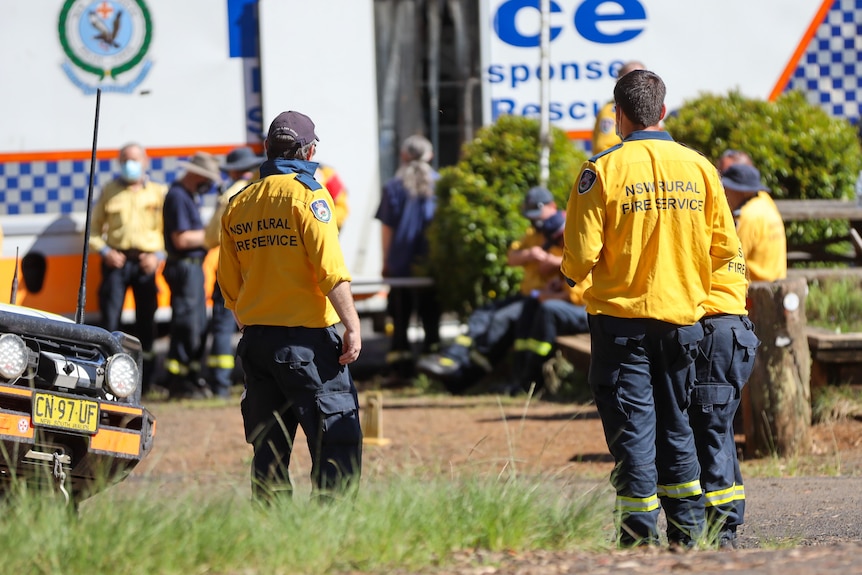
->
xmin=76 ymin=88 xmax=101 ymax=325
xmin=9 ymin=247 xmax=18 ymax=304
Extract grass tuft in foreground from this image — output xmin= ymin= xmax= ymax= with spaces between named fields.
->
xmin=0 ymin=474 xmax=609 ymax=575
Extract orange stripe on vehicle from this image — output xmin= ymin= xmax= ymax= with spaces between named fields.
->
xmin=0 ymin=386 xmax=34 ymax=398
xmin=91 ymin=428 xmax=141 ymax=456
xmin=0 ymin=144 xmax=263 ymax=163
xmin=567 ymin=129 xmax=592 ymax=141
xmin=0 ymin=251 xmax=216 ymax=318
xmin=101 ymin=404 xmax=143 ymax=416
xmin=769 ymin=0 xmax=833 ymax=101
xmin=0 ymin=413 xmax=34 ymax=439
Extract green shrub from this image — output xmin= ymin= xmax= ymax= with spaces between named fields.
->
xmin=428 ymin=115 xmax=587 ymax=314
xmin=664 ymin=90 xmax=862 ymax=247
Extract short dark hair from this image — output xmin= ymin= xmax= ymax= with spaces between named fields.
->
xmin=613 ymin=69 xmax=665 ymax=128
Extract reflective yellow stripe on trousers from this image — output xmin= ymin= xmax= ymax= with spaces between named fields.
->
xmin=704 ymin=483 xmax=745 ymax=507
xmin=657 ymin=479 xmax=703 ymax=499
xmin=616 ymin=493 xmax=660 ymax=513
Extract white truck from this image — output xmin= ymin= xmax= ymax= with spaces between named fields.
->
xmin=0 ymin=0 xmax=383 ymax=319
xmin=0 ymin=0 xmax=857 ymax=320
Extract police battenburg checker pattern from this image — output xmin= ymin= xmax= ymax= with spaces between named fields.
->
xmin=0 ymin=0 xmax=859 ymax=216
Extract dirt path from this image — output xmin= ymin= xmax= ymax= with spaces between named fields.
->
xmin=122 ymin=391 xmax=862 ymax=573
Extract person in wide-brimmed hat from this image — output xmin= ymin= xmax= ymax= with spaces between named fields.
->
xmin=160 ymin=150 xmax=224 ymax=400
xmin=720 ymin=163 xmax=787 ymax=282
xmin=201 ymin=146 xmax=264 ymax=398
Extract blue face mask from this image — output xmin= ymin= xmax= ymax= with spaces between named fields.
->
xmin=120 ymin=160 xmax=143 ymax=182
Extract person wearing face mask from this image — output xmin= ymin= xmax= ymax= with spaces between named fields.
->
xmin=161 ymin=151 xmax=223 ymax=399
xmin=417 ymin=186 xmax=567 ymax=394
xmin=509 ymin=210 xmax=591 ymax=395
xmin=89 ymin=143 xmax=168 ymax=394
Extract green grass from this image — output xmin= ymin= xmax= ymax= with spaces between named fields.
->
xmin=0 ymin=474 xmax=610 ymax=574
xmin=806 ymin=277 xmax=862 ymax=332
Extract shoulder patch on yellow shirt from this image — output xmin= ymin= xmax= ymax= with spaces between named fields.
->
xmin=598 ymin=117 xmax=615 ymax=135
xmin=578 ymin=169 xmax=597 ymax=194
xmin=310 ymin=198 xmax=333 ymax=223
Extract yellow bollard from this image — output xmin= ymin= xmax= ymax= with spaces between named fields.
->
xmin=362 ymin=391 xmax=391 ymax=446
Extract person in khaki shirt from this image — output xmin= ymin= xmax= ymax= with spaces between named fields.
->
xmin=89 ymin=143 xmax=167 ymax=391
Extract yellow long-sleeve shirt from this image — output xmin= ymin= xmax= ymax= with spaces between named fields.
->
xmin=89 ymin=179 xmax=167 ymax=254
xmin=736 ymin=192 xmax=787 ymax=282
xmin=561 ymin=130 xmax=740 ymax=325
xmin=703 ymin=243 xmax=749 ymax=316
xmin=510 ymin=228 xmax=563 ymax=295
xmin=218 ymin=171 xmax=351 ymax=328
xmin=592 ymin=101 xmax=620 ymax=154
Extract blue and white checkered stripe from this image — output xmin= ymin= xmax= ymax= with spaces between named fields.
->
xmin=785 ymin=0 xmax=862 ymax=123
xmin=0 ymin=156 xmax=186 ymax=216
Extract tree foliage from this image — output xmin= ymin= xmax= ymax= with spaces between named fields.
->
xmin=664 ymin=90 xmax=862 ymax=245
xmin=427 ymin=115 xmax=587 ymax=315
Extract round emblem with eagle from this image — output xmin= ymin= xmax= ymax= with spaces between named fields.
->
xmin=59 ymin=0 xmax=152 ymax=81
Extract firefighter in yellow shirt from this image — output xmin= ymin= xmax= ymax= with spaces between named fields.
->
xmin=314 ymin=163 xmax=349 ymax=229
xmin=691 ymin=244 xmax=760 ymax=549
xmin=720 ymin=163 xmax=787 ymax=282
xmin=417 ymin=186 xmax=574 ymax=394
xmin=202 ymin=146 xmax=263 ymax=398
xmin=89 ymin=143 xmax=167 ymax=392
xmin=218 ymin=110 xmax=362 ymax=500
xmin=562 ymin=70 xmax=739 ymax=548
xmin=591 ymin=60 xmax=645 ymax=154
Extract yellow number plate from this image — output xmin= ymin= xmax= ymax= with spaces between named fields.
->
xmin=32 ymin=393 xmax=100 ymax=434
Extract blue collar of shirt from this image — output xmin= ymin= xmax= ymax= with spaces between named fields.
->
xmin=259 ymin=158 xmax=319 ymax=179
xmin=623 ymin=130 xmax=674 ymax=142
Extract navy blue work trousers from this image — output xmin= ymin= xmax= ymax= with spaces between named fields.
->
xmin=387 ymin=284 xmax=441 ymax=354
xmin=691 ymin=314 xmax=759 ymax=540
xmin=237 ymin=325 xmax=362 ymax=499
xmin=162 ymin=258 xmax=208 ymax=381
xmin=208 ymin=280 xmax=237 ymax=393
xmin=588 ymin=314 xmax=705 ymax=546
xmin=515 ymin=298 xmax=589 ymax=390
xmin=98 ymin=256 xmax=157 ymax=352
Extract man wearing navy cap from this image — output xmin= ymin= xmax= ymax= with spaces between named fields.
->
xmin=721 ymin=163 xmax=787 ymax=281
xmin=418 ymin=185 xmax=589 ymax=395
xmin=218 ymin=111 xmax=362 ymax=500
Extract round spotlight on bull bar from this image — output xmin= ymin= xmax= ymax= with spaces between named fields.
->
xmin=105 ymin=353 xmax=139 ymax=399
xmin=0 ymin=333 xmax=29 ymax=381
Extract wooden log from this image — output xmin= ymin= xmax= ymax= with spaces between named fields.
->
xmin=744 ymin=278 xmax=812 ymax=457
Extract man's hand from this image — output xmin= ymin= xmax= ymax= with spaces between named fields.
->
xmin=103 ymin=249 xmax=126 ymax=269
xmin=339 ymin=327 xmax=361 ymax=365
xmin=525 ymin=246 xmax=549 ymax=262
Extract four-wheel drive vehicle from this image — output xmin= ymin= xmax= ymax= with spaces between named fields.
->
xmin=0 ymin=302 xmax=155 ymax=501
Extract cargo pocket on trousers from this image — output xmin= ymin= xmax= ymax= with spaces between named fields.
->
xmin=729 ymin=326 xmax=760 ymax=394
xmin=317 ymin=392 xmax=362 ymax=445
xmin=274 ymin=345 xmax=317 ymax=387
xmin=675 ymin=323 xmax=704 ymax=411
xmin=691 ymin=383 xmax=735 ymax=412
